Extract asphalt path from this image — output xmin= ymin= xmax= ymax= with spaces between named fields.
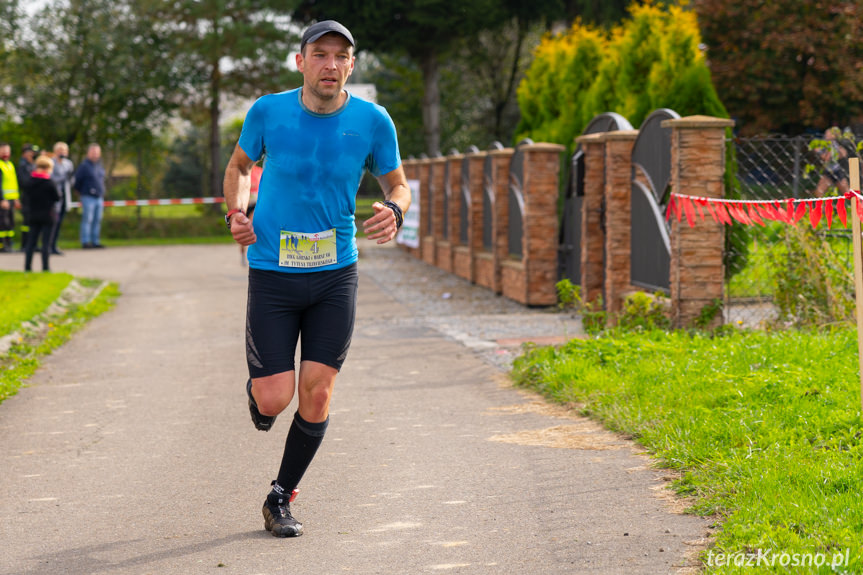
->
xmin=0 ymin=243 xmax=710 ymax=574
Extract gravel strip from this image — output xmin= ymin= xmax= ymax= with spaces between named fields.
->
xmin=358 ymin=242 xmax=583 ymax=370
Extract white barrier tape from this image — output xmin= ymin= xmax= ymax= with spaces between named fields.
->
xmin=68 ymin=197 xmax=225 ymax=209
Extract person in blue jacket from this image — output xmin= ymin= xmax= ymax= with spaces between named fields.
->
xmin=73 ymin=143 xmax=106 ymax=249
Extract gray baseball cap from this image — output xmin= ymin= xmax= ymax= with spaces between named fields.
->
xmin=300 ymin=20 xmax=355 ymax=52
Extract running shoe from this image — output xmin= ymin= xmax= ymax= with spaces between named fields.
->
xmin=262 ymin=485 xmax=303 ymax=537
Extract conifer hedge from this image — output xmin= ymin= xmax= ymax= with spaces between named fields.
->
xmin=515 ymin=3 xmax=729 ymax=149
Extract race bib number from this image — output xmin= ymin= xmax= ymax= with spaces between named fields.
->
xmin=279 ymin=229 xmax=337 ymax=268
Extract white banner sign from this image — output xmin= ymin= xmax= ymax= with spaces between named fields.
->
xmin=396 ymin=179 xmax=420 ymax=249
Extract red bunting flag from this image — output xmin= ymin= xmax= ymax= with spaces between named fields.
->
xmin=683 ymin=196 xmax=696 ymax=227
xmin=664 ymin=192 xmax=861 ymax=229
xmin=793 ymin=201 xmax=807 ymax=224
xmin=748 ymin=203 xmax=765 ymax=226
xmin=773 ymin=201 xmax=790 ymax=223
xmin=809 ymin=200 xmax=822 ymax=229
xmin=730 ymin=203 xmax=752 ymax=225
xmin=716 ymin=202 xmax=732 ymax=225
xmin=756 ymin=203 xmax=775 ymax=222
xmin=705 ymin=200 xmax=720 ymax=223
xmin=694 ymin=199 xmax=706 ymax=221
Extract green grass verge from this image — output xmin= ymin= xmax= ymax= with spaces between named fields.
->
xmin=511 ymin=328 xmax=862 ymax=573
xmin=0 ymin=271 xmax=74 ymax=336
xmin=0 ymin=277 xmax=120 ymax=403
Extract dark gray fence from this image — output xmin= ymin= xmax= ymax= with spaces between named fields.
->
xmin=559 ymin=113 xmax=634 ymax=284
xmin=508 ymin=140 xmax=530 ymax=258
xmin=460 ymin=145 xmax=479 ymax=245
xmin=630 ymin=109 xmax=678 ymax=293
xmin=482 ymin=142 xmax=504 ymax=252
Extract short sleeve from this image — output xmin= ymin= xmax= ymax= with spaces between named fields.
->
xmin=238 ymin=98 xmax=266 ymax=162
xmin=368 ymin=109 xmax=401 ymax=177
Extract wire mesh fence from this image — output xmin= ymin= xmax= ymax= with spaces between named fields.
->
xmin=724 ymin=135 xmax=854 ymax=328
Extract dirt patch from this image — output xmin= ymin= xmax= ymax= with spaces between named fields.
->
xmin=485 ymin=399 xmax=583 ymax=420
xmin=489 ymin=423 xmax=627 ymax=450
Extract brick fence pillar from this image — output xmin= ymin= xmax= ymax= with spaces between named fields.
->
xmin=429 ymin=155 xmax=446 ymax=248
xmin=663 ymin=115 xmax=734 ymax=328
xmin=436 ymin=152 xmax=463 ymax=273
xmin=500 ymin=143 xmax=565 ymax=306
xmin=574 ymin=133 xmax=606 ymax=304
xmin=475 ymin=147 xmax=513 ymax=293
xmin=603 ymin=130 xmax=639 ymax=317
xmin=453 ymin=149 xmax=485 ymax=282
xmin=416 ymin=158 xmax=435 ymax=265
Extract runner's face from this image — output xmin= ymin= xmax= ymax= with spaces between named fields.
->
xmin=298 ymin=34 xmax=354 ymax=103
xmin=0 ymin=146 xmax=9 ymax=160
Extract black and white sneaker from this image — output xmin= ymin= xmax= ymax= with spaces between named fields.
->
xmin=247 ymin=379 xmax=276 ymax=431
xmin=262 ymin=484 xmax=303 ymax=537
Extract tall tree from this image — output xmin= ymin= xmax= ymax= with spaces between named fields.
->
xmin=3 ymin=0 xmax=183 ymax=181
xmin=293 ymin=0 xmax=563 ymax=156
xmin=0 ymin=0 xmax=21 ymax=72
xmin=147 ymin=0 xmax=301 ymax=197
xmin=694 ymin=0 xmax=863 ymax=134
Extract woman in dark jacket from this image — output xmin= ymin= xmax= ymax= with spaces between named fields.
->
xmin=23 ymin=155 xmax=60 ymax=272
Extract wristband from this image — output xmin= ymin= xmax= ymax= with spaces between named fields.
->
xmin=383 ymin=200 xmax=404 ymax=230
xmin=225 ymin=208 xmax=245 ymax=229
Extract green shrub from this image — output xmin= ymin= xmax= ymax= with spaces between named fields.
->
xmin=772 ymin=225 xmax=854 ymax=328
xmin=617 ymin=291 xmax=670 ymax=332
xmin=516 ymin=2 xmax=728 ymax=150
xmin=556 ymin=278 xmax=607 ymax=334
xmin=557 ymin=279 xmax=675 ymax=334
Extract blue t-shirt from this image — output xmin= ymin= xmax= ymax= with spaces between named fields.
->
xmin=238 ymin=88 xmax=401 ymax=273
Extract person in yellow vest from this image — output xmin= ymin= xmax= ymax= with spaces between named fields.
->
xmin=0 ymin=142 xmax=19 ymax=253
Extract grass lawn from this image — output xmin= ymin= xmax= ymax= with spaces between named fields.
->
xmin=0 ymin=273 xmax=119 ymax=403
xmin=0 ymin=271 xmax=74 ymax=337
xmin=512 ymin=328 xmax=863 ymax=573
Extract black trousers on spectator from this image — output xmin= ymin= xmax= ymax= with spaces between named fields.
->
xmin=24 ymin=220 xmax=53 ymax=272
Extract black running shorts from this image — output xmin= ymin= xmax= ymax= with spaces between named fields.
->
xmin=245 ymin=263 xmax=359 ymax=377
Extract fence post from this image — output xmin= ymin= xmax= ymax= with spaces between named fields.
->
xmin=602 ymin=130 xmax=639 ymax=318
xmin=429 ymin=155 xmax=446 ymax=254
xmin=436 ymin=152 xmax=463 ymax=273
xmin=417 ymin=157 xmax=435 ymax=265
xmin=500 ymin=142 xmax=565 ymax=306
xmin=664 ymin=115 xmax=735 ymax=328
xmin=574 ymin=133 xmax=606 ymax=304
xmin=453 ymin=149 xmax=485 ymax=283
xmin=475 ymin=147 xmax=513 ymax=294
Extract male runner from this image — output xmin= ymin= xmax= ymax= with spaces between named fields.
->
xmin=223 ymin=20 xmax=410 ymax=538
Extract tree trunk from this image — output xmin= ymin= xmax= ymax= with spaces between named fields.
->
xmin=420 ymin=50 xmax=441 ymax=157
xmin=209 ymin=59 xmax=221 ymax=198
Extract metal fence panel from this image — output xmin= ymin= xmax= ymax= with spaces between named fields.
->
xmin=724 ymin=135 xmax=852 ymax=328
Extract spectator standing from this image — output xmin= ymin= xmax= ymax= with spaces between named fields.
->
xmin=49 ymin=142 xmax=74 ymax=255
xmin=73 ymin=143 xmax=106 ymax=249
xmin=17 ymin=144 xmax=40 ymax=251
xmin=0 ymin=143 xmax=19 ymax=252
xmin=22 ymin=155 xmax=60 ymax=272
